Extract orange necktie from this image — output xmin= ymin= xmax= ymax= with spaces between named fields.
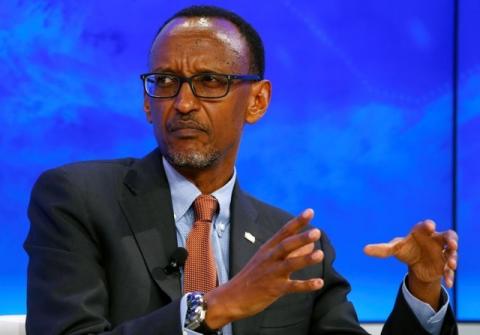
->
xmin=183 ymin=195 xmax=219 ymax=293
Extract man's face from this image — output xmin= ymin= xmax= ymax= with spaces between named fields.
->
xmin=145 ymin=17 xmax=261 ymax=170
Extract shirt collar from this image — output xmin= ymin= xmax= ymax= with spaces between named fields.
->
xmin=162 ymin=157 xmax=236 ymax=225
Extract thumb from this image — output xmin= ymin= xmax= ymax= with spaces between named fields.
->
xmin=364 ymin=237 xmax=404 ymax=258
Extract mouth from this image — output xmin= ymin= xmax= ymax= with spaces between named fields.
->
xmin=167 ymin=120 xmax=208 ymax=136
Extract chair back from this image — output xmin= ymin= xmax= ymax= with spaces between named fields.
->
xmin=0 ymin=315 xmax=26 ymax=335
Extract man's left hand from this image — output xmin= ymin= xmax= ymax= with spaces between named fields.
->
xmin=363 ymin=220 xmax=458 ymax=310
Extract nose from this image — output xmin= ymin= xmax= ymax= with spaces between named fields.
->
xmin=173 ymin=81 xmax=199 ymax=114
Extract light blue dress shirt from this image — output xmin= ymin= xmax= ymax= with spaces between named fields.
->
xmin=163 ymin=158 xmax=234 ymax=335
xmin=401 ymin=275 xmax=449 ymax=335
xmin=162 ymin=158 xmax=449 ymax=335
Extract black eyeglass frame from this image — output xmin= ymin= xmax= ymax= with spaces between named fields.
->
xmin=140 ymin=72 xmax=262 ymax=99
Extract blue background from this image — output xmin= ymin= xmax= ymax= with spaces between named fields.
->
xmin=0 ymin=0 xmax=478 ymax=321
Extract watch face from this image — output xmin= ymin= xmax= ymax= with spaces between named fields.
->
xmin=185 ymin=292 xmax=207 ymax=330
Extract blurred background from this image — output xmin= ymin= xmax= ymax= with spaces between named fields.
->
xmin=0 ymin=0 xmax=478 ymax=322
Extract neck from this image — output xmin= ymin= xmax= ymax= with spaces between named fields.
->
xmin=173 ymin=157 xmax=236 ymax=194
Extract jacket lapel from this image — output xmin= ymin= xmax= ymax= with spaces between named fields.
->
xmin=119 ymin=153 xmax=275 ymax=333
xmin=119 ymin=149 xmax=181 ymax=301
xmin=230 ymin=184 xmax=274 ymax=335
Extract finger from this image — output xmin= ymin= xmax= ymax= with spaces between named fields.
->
xmin=411 ymin=219 xmax=436 ymax=238
xmin=281 ymin=249 xmax=324 ymax=273
xmin=287 ymin=278 xmax=324 ymax=293
xmin=287 ymin=242 xmax=315 ymax=259
xmin=432 ymin=230 xmax=459 ymax=249
xmin=444 ymin=268 xmax=455 ymax=288
xmin=444 ymin=249 xmax=458 ymax=270
xmin=272 ymin=229 xmax=321 ymax=259
xmin=363 ymin=237 xmax=404 ymax=258
xmin=410 ymin=221 xmax=446 ymax=253
xmin=266 ymin=209 xmax=314 ymax=248
xmin=443 ymin=230 xmax=459 ymax=249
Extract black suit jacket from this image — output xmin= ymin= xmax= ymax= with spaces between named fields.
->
xmin=25 ymin=149 xmax=457 ymax=334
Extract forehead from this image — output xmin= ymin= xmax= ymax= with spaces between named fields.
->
xmin=150 ymin=17 xmax=250 ymax=73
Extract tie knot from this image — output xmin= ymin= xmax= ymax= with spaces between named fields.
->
xmin=193 ymin=195 xmax=218 ymax=222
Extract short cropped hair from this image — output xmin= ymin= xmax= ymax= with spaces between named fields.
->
xmin=153 ymin=5 xmax=265 ymax=79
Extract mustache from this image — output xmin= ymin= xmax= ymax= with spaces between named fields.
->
xmin=166 ymin=116 xmax=209 ymax=133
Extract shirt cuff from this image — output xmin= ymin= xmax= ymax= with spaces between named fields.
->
xmin=401 ymin=275 xmax=449 ymax=335
xmin=180 ymin=294 xmax=203 ymax=335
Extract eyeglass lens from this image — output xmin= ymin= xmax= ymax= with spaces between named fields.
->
xmin=145 ymin=74 xmax=230 ymax=98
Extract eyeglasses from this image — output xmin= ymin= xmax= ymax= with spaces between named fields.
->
xmin=140 ymin=72 xmax=261 ymax=99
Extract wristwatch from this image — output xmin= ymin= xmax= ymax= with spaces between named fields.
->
xmin=184 ymin=291 xmax=220 ymax=334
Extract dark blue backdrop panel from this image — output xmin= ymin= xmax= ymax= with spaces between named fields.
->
xmin=457 ymin=0 xmax=480 ymax=321
xmin=0 ymin=0 xmax=470 ymax=321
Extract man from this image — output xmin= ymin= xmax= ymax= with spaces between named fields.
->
xmin=25 ymin=5 xmax=458 ymax=335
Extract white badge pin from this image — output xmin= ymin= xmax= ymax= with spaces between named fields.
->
xmin=244 ymin=232 xmax=255 ymax=244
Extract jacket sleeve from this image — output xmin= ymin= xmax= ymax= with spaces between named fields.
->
xmin=24 ymin=168 xmax=182 ymax=335
xmin=308 ymin=233 xmax=369 ymax=334
xmin=382 ymin=284 xmax=458 ymax=335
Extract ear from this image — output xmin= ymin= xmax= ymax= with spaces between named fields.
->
xmin=245 ymin=80 xmax=271 ymax=124
xmin=143 ymin=93 xmax=153 ymax=123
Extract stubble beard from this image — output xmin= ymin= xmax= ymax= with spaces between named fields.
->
xmin=164 ymin=146 xmax=221 ymax=169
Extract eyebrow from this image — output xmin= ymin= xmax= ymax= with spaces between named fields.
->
xmin=150 ymin=66 xmax=176 ymax=73
xmin=150 ymin=67 xmax=230 ymax=75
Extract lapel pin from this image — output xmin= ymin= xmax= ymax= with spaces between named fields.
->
xmin=244 ymin=232 xmax=255 ymax=244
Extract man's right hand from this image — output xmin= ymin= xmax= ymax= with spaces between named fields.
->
xmin=204 ymin=209 xmax=324 ymax=329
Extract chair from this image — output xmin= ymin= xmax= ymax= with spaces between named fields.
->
xmin=0 ymin=315 xmax=26 ymax=335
